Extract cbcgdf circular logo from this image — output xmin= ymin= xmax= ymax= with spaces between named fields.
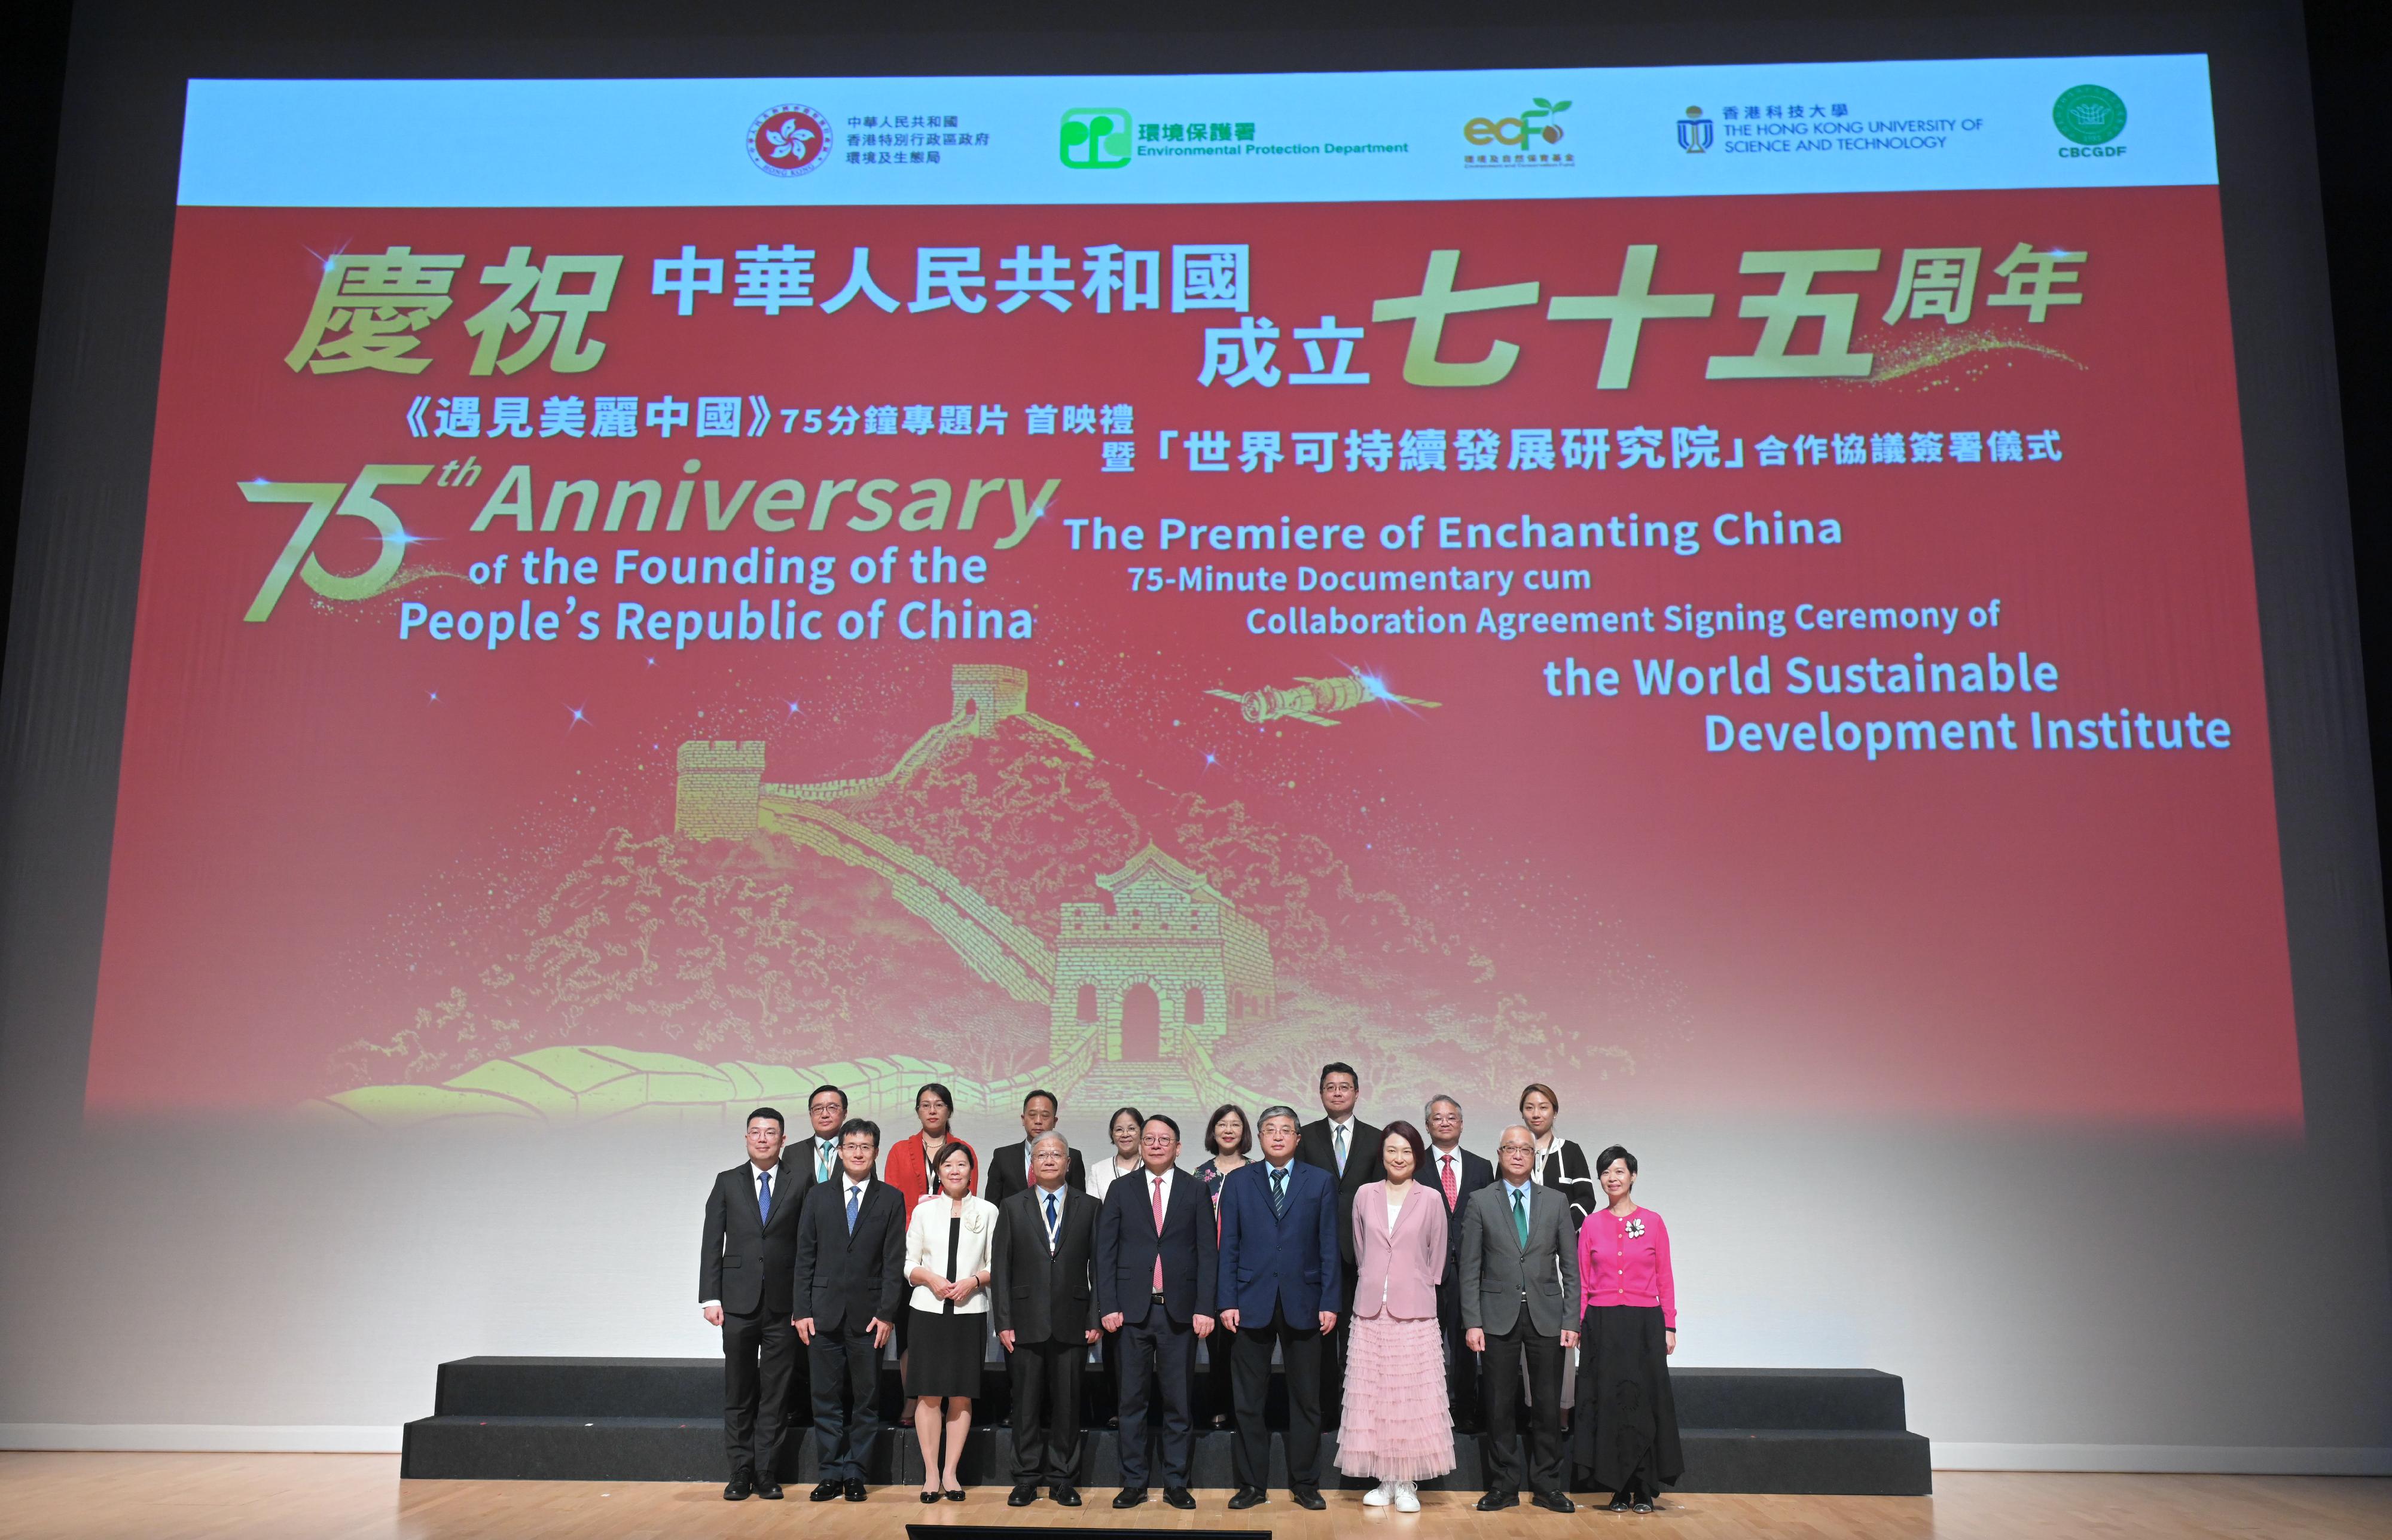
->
xmin=748 ymin=105 xmax=829 ymax=176
xmin=2052 ymin=85 xmax=2126 ymax=145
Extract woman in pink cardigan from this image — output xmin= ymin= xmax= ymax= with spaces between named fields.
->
xmin=1334 ymin=1120 xmax=1453 ymax=1511
xmin=1573 ymin=1145 xmax=1683 ymax=1512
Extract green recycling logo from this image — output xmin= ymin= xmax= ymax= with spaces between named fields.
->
xmin=2052 ymin=85 xmax=2127 ymax=146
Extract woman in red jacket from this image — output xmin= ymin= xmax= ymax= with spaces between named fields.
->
xmin=1573 ymin=1145 xmax=1682 ymax=1512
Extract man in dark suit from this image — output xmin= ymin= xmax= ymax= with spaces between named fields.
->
xmin=1460 ymin=1125 xmax=1583 ymax=1514
xmin=991 ymin=1132 xmax=1100 ymax=1506
xmin=1296 ymin=1061 xmax=1382 ymax=1425
xmin=792 ymin=1117 xmax=905 ymax=1503
xmin=984 ymin=1087 xmax=1088 ymax=1208
xmin=791 ymin=1083 xmax=850 ymax=1190
xmin=1095 ymin=1114 xmax=1217 ymax=1510
xmin=1424 ymin=1093 xmax=1496 ymax=1434
xmin=1216 ymin=1104 xmax=1339 ymax=1511
xmin=700 ymin=1107 xmax=803 ymax=1501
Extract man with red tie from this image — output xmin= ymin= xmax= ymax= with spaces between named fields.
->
xmin=1095 ymin=1114 xmax=1218 ymax=1510
xmin=1425 ymin=1095 xmax=1496 ymax=1434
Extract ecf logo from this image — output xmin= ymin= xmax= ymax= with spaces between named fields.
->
xmin=1463 ymin=95 xmax=1573 ymax=148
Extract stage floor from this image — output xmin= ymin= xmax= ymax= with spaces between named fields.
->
xmin=0 ymin=1455 xmax=2385 ymax=1540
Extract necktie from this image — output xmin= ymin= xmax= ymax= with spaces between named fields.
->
xmin=1045 ymin=1191 xmax=1060 ymax=1254
xmin=846 ymin=1184 xmax=861 ymax=1233
xmin=1441 ymin=1154 xmax=1458 ymax=1210
xmin=758 ymin=1169 xmax=773 ymax=1224
xmin=1151 ymin=1175 xmax=1166 ymax=1292
xmin=1334 ymin=1123 xmax=1347 ymax=1175
xmin=1270 ymin=1167 xmax=1287 ymax=1219
xmin=1512 ymin=1189 xmax=1529 ymax=1248
xmin=818 ymin=1141 xmax=833 ymax=1182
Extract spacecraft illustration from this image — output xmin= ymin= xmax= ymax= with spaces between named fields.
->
xmin=1207 ymin=669 xmax=1442 ymax=728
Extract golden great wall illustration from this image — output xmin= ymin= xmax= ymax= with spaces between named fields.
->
xmin=313 ymin=665 xmax=1283 ymax=1129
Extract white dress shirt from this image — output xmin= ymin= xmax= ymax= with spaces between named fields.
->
xmin=698 ymin=1159 xmax=782 ymax=1311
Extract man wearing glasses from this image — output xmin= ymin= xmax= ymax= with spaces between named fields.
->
xmin=792 ymin=1118 xmax=906 ymax=1502
xmin=1459 ymin=1126 xmax=1581 ymax=1514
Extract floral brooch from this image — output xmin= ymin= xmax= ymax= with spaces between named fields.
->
xmin=1623 ymin=1218 xmax=1646 ymax=1239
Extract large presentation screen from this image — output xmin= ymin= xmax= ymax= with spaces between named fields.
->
xmin=87 ymin=58 xmax=2298 ymax=1130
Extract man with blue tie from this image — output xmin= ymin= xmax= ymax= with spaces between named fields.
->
xmin=991 ymin=1132 xmax=1101 ymax=1505
xmin=1096 ymin=1114 xmax=1217 ymax=1510
xmin=700 ymin=1108 xmax=803 ymax=1500
xmin=1296 ymin=1062 xmax=1383 ymax=1427
xmin=1216 ymin=1105 xmax=1340 ymax=1510
xmin=792 ymin=1118 xmax=906 ymax=1502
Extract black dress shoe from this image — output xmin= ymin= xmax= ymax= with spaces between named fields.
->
xmin=1534 ymin=1490 xmax=1576 ymax=1512
xmin=1476 ymin=1489 xmax=1518 ymax=1511
xmin=943 ymin=1486 xmax=965 ymax=1502
xmin=724 ymin=1477 xmax=752 ymax=1501
xmin=1008 ymin=1483 xmax=1038 ymax=1506
xmin=1291 ymin=1486 xmax=1326 ymax=1510
xmin=1606 ymin=1493 xmax=1632 ymax=1512
xmin=1633 ymin=1497 xmax=1656 ymax=1514
xmin=843 ymin=1478 xmax=868 ymax=1502
xmin=808 ymin=1481 xmax=842 ymax=1502
xmin=1051 ymin=1484 xmax=1082 ymax=1506
xmin=919 ymin=1490 xmax=942 ymax=1505
xmin=755 ymin=1481 xmax=783 ymax=1500
xmin=1113 ymin=1486 xmax=1148 ymax=1508
xmin=1163 ymin=1486 xmax=1196 ymax=1510
xmin=1228 ymin=1486 xmax=1267 ymax=1510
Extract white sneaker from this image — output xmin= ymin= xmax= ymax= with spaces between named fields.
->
xmin=1363 ymin=1481 xmax=1393 ymax=1507
xmin=1395 ymin=1482 xmax=1421 ymax=1512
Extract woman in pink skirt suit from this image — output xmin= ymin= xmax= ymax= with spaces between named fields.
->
xmin=1335 ymin=1119 xmax=1453 ymax=1510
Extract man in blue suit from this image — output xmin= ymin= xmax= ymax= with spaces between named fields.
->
xmin=1216 ymin=1104 xmax=1340 ymax=1510
xmin=1096 ymin=1114 xmax=1218 ymax=1510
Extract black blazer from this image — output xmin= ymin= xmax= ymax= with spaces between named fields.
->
xmin=991 ymin=1185 xmax=1100 ymax=1345
xmin=983 ymin=1141 xmax=1089 ymax=1208
xmin=700 ymin=1160 xmax=806 ymax=1317
xmin=1296 ymin=1116 xmax=1386 ymax=1267
xmin=1427 ymin=1145 xmax=1497 ymax=1285
xmin=792 ymin=1175 xmax=906 ymax=1332
xmin=1094 ymin=1165 xmax=1218 ymax=1327
xmin=1537 ymin=1137 xmax=1599 ymax=1229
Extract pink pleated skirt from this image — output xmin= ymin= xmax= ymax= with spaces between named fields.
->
xmin=1335 ymin=1312 xmax=1457 ymax=1483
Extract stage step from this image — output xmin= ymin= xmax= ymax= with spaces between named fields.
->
xmin=401 ymin=1356 xmax=1931 ymax=1495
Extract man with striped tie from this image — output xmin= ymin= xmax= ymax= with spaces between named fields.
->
xmin=1216 ymin=1105 xmax=1340 ymax=1510
xmin=1296 ymin=1062 xmax=1383 ymax=1428
xmin=991 ymin=1132 xmax=1102 ymax=1506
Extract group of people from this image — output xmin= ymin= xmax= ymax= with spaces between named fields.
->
xmin=697 ymin=1065 xmax=1680 ymax=1513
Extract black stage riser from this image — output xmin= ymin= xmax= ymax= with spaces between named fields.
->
xmin=401 ymin=1422 xmax=1930 ymax=1495
xmin=429 ymin=1358 xmax=1912 ymax=1431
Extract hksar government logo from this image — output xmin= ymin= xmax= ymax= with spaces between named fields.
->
xmin=2051 ymin=85 xmax=2126 ymax=146
xmin=749 ymin=105 xmax=830 ymax=176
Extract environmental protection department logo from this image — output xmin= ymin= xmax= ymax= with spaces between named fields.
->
xmin=2052 ymin=85 xmax=2126 ymax=146
xmin=748 ymin=105 xmax=831 ymax=176
xmin=1060 ymin=108 xmax=1134 ymax=169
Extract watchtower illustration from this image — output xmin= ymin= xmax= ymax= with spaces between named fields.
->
xmin=1052 ymin=844 xmax=1276 ymax=1066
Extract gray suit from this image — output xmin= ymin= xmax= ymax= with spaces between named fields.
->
xmin=1458 ymin=1180 xmax=1581 ymax=1496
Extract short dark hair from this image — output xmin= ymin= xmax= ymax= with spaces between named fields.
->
xmin=916 ymin=1081 xmax=954 ymax=1112
xmin=807 ymin=1084 xmax=847 ymax=1113
xmin=1381 ymin=1119 xmax=1430 ymax=1174
xmin=1319 ymin=1061 xmax=1359 ymax=1090
xmin=935 ymin=1139 xmax=978 ymax=1188
xmin=1108 ymin=1105 xmax=1145 ymax=1134
xmin=746 ymin=1106 xmax=785 ymax=1133
xmin=1142 ymin=1113 xmax=1182 ymax=1142
xmin=1594 ymin=1145 xmax=1638 ymax=1178
xmin=1204 ymin=1104 xmax=1252 ymax=1157
xmin=1022 ymin=1087 xmax=1059 ymax=1113
xmin=839 ymin=1117 xmax=881 ymax=1151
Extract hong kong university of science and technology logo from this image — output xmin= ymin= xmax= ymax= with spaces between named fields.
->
xmin=1677 ymin=105 xmax=1713 ymax=153
xmin=748 ymin=104 xmax=831 ymax=176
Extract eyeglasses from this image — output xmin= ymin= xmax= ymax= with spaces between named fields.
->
xmin=1497 ymin=1143 xmax=1536 ymax=1154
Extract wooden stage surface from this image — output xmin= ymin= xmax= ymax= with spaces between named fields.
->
xmin=0 ymin=1455 xmax=2386 ymax=1540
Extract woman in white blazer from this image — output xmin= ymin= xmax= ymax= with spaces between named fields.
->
xmin=903 ymin=1142 xmax=1000 ymax=1499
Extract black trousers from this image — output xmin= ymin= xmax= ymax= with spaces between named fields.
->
xmin=1116 ymin=1308 xmax=1195 ymax=1488
xmin=1232 ymin=1314 xmax=1324 ymax=1490
xmin=722 ymin=1307 xmax=798 ymax=1481
xmin=1319 ymin=1263 xmax=1357 ymax=1426
xmin=1008 ymin=1338 xmax=1085 ymax=1486
xmin=1435 ymin=1275 xmax=1481 ymax=1433
xmin=1480 ymin=1316 xmax=1566 ymax=1496
xmin=808 ymin=1322 xmax=882 ymax=1482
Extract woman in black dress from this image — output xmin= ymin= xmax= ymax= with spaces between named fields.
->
xmin=904 ymin=1142 xmax=999 ymax=1499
